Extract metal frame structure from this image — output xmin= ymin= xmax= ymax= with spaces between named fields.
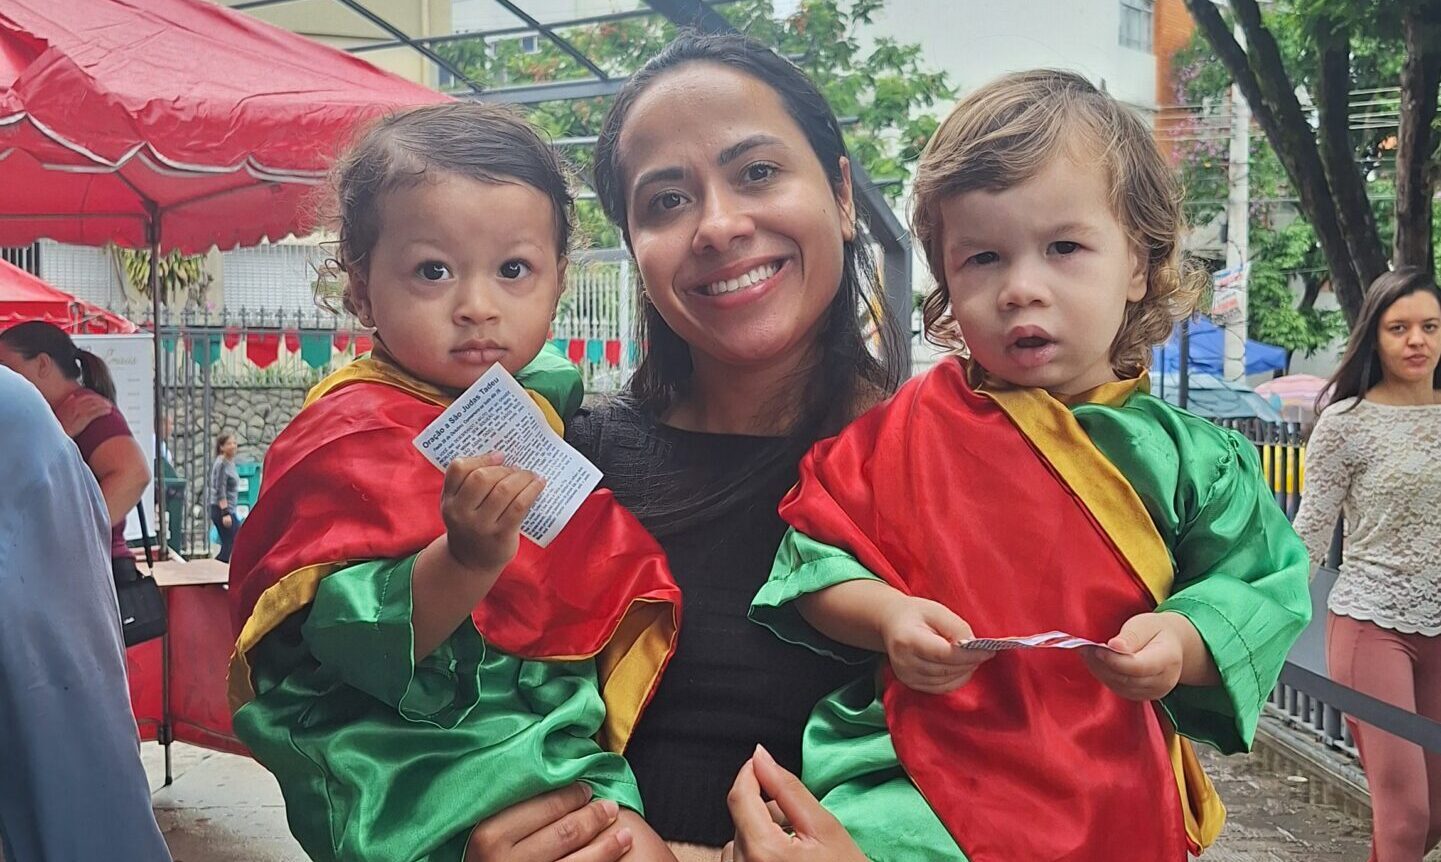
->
xmin=230 ymin=0 xmax=914 ymax=343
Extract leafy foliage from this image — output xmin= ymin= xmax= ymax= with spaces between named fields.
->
xmin=436 ymin=0 xmax=952 ymax=248
xmin=1167 ymin=9 xmax=1422 ymax=354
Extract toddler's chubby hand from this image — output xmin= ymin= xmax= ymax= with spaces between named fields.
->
xmin=881 ymin=597 xmax=992 ymax=694
xmin=440 ymin=453 xmax=545 ymax=574
xmin=1083 ymin=612 xmax=1196 ymax=701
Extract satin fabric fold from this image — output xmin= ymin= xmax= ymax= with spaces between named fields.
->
xmin=234 ymin=572 xmax=638 ymax=862
xmin=771 ymin=359 xmax=1186 ymax=861
xmin=228 ymin=353 xmax=682 ymax=751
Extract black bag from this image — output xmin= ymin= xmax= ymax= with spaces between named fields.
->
xmin=113 ymin=503 xmax=167 ymax=647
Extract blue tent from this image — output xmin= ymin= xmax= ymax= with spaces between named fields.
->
xmin=1152 ymin=317 xmax=1288 ymax=376
xmin=1154 ymin=372 xmax=1283 ymax=422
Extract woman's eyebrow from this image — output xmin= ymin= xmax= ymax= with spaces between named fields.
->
xmin=717 ymin=134 xmax=785 ymax=166
xmin=633 ymin=165 xmax=685 ymax=192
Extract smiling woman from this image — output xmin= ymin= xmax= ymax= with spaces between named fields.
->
xmin=592 ymin=34 xmax=904 ymax=446
xmin=458 ymin=32 xmax=907 ymax=862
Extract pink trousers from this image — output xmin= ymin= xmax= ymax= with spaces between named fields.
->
xmin=1328 ymin=613 xmax=1441 ymax=861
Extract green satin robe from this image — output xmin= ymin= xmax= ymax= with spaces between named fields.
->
xmin=232 ymin=345 xmax=640 ymax=862
xmin=751 ymin=388 xmax=1313 ymax=862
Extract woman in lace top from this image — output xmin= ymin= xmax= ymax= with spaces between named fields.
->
xmin=1293 ymin=267 xmax=1441 ymax=862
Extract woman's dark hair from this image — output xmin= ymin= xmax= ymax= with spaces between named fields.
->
xmin=323 ymin=102 xmax=576 ymax=315
xmin=216 ymin=433 xmax=236 ymax=456
xmin=0 ymin=320 xmax=116 ymax=402
xmin=1319 ymin=266 xmax=1441 ymax=414
xmin=591 ymin=32 xmax=906 ymax=530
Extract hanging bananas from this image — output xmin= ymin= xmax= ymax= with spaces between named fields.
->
xmin=115 ymin=246 xmax=212 ymax=305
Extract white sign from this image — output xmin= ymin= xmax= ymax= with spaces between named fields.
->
xmin=1212 ymin=263 xmax=1249 ymax=291
xmin=413 ymin=364 xmax=600 ymax=548
xmin=74 ymin=333 xmax=155 ymax=545
xmin=961 ymin=630 xmax=1122 ymax=654
xmin=1211 ymin=287 xmax=1244 ymax=324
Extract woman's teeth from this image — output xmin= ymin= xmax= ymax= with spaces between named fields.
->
xmin=701 ymin=262 xmax=781 ymax=296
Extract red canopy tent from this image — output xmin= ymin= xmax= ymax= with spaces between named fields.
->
xmin=0 ymin=258 xmax=137 ymax=334
xmin=0 ymin=0 xmax=449 ymax=252
xmin=0 ymin=0 xmax=449 ymax=774
xmin=0 ymin=0 xmax=448 ymax=543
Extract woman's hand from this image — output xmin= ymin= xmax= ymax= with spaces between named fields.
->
xmin=55 ymin=389 xmax=111 ymax=438
xmin=722 ymin=745 xmax=868 ymax=862
xmin=464 ymin=784 xmax=634 ymax=862
xmin=221 ymin=513 xmax=234 ymax=528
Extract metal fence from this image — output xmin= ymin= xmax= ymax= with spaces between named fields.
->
xmin=1216 ymin=418 xmax=1308 ymax=519
xmin=1219 ymin=418 xmax=1359 ymax=756
xmin=1 ymin=242 xmax=41 ymax=275
xmin=551 ymin=253 xmax=639 ymax=393
xmin=150 ymin=308 xmax=359 ymax=556
xmin=145 ymin=307 xmax=363 ymax=387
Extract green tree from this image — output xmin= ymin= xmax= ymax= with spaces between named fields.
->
xmin=437 ymin=0 xmax=951 ymax=248
xmin=1170 ymin=32 xmax=1347 ymax=356
xmin=1182 ymin=0 xmax=1441 ymax=324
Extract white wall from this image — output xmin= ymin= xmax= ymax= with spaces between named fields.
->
xmin=451 ymin=0 xmax=648 ymax=33
xmin=1286 ymin=284 xmax=1346 ymax=378
xmin=865 ymin=0 xmax=1156 ymax=114
xmin=450 ymin=0 xmax=1157 ymax=116
xmin=38 ymin=241 xmax=331 ymax=318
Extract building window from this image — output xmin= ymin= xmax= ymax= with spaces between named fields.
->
xmin=1120 ymin=0 xmax=1154 ymax=52
xmin=0 ymin=243 xmax=41 ymax=275
xmin=519 ymin=34 xmax=540 ymax=54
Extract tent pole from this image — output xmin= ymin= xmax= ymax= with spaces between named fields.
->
xmin=1178 ymin=317 xmax=1191 ymax=410
xmin=147 ymin=212 xmax=175 ymax=785
xmin=147 ymin=212 xmax=165 ymax=560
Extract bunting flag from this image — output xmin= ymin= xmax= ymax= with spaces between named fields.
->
xmin=172 ymin=329 xmax=650 ymax=370
xmin=187 ymin=333 xmax=222 ymax=368
xmin=299 ymin=332 xmax=332 ymax=369
xmin=246 ymin=332 xmax=280 ymax=369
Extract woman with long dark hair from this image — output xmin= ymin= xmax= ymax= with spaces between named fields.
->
xmin=461 ymin=32 xmax=903 ymax=862
xmin=1294 ymin=267 xmax=1441 ymax=861
xmin=0 ymin=321 xmax=151 ymax=580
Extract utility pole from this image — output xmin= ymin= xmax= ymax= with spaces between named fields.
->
xmin=1222 ymin=17 xmax=1250 ymax=382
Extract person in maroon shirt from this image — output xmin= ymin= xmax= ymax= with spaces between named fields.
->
xmin=0 ymin=321 xmax=151 ymax=578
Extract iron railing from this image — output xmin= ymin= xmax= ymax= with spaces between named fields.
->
xmin=1219 ymin=418 xmax=1359 ymax=756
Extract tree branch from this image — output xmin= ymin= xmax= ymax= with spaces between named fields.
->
xmin=1314 ymin=17 xmax=1389 ymax=296
xmin=1299 ymin=275 xmax=1323 ymax=312
xmin=1394 ymin=0 xmax=1441 ymax=273
xmin=1185 ymin=0 xmax=1365 ymax=322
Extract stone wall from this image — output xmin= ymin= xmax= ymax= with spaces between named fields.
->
xmin=209 ymin=386 xmax=308 ymax=463
xmin=164 ymin=385 xmax=308 ymax=555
